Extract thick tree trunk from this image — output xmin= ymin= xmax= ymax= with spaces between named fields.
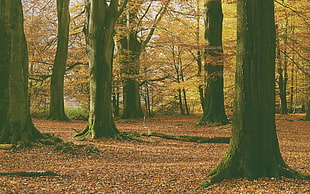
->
xmin=119 ymin=32 xmax=144 ymax=119
xmin=74 ymin=0 xmax=120 ymax=138
xmin=119 ymin=1 xmax=170 ymax=118
xmin=0 ymin=0 xmax=43 ymax=144
xmin=47 ymin=0 xmax=70 ymax=121
xmin=122 ymin=78 xmax=144 ymax=119
xmin=203 ymin=0 xmax=308 ymax=186
xmin=196 ymin=0 xmax=228 ymax=125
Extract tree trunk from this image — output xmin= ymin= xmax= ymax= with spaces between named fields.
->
xmin=74 ymin=0 xmax=120 ymax=138
xmin=119 ymin=1 xmax=170 ymax=119
xmin=196 ymin=0 xmax=228 ymax=126
xmin=47 ymin=0 xmax=70 ymax=121
xmin=277 ymin=68 xmax=288 ymax=114
xmin=112 ymin=83 xmax=120 ymax=118
xmin=203 ymin=0 xmax=308 ymax=186
xmin=119 ymin=30 xmax=144 ymax=119
xmin=182 ymin=89 xmax=190 ymax=115
xmin=0 ymin=0 xmax=43 ymax=144
xmin=178 ymin=88 xmax=185 ymax=115
xmin=122 ymin=78 xmax=144 ymax=119
xmin=305 ymin=71 xmax=310 ymax=120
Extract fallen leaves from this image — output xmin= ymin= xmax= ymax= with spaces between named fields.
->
xmin=0 ymin=114 xmax=309 ymax=193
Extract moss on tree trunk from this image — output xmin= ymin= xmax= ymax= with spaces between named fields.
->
xmin=47 ymin=0 xmax=70 ymax=121
xmin=74 ymin=0 xmax=123 ymax=138
xmin=0 ymin=0 xmax=43 ymax=144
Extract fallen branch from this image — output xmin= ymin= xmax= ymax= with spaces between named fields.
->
xmin=124 ymin=131 xmax=230 ymax=144
xmin=0 ymin=171 xmax=60 ymax=177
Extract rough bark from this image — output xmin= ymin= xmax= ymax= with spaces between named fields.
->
xmin=196 ymin=0 xmax=228 ymax=126
xmin=0 ymin=0 xmax=43 ymax=144
xmin=74 ymin=0 xmax=121 ymax=138
xmin=203 ymin=0 xmax=308 ymax=187
xmin=47 ymin=0 xmax=70 ymax=121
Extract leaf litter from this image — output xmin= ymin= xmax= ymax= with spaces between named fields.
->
xmin=0 ymin=114 xmax=309 ymax=193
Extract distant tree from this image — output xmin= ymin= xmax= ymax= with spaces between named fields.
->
xmin=203 ymin=0 xmax=309 ymax=186
xmin=118 ymin=0 xmax=171 ymax=119
xmin=47 ymin=0 xmax=70 ymax=121
xmin=0 ymin=0 xmax=43 ymax=143
xmin=196 ymin=0 xmax=228 ymax=125
xmin=74 ymin=0 xmax=128 ymax=138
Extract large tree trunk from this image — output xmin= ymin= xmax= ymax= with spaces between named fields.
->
xmin=203 ymin=0 xmax=308 ymax=186
xmin=74 ymin=0 xmax=120 ymax=138
xmin=0 ymin=0 xmax=43 ymax=144
xmin=47 ymin=0 xmax=70 ymax=121
xmin=196 ymin=0 xmax=228 ymax=125
xmin=119 ymin=26 xmax=144 ymax=119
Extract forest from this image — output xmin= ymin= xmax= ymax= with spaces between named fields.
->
xmin=0 ymin=0 xmax=309 ymax=193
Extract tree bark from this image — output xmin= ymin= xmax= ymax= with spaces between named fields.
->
xmin=196 ymin=0 xmax=228 ymax=125
xmin=119 ymin=1 xmax=170 ymax=119
xmin=0 ymin=0 xmax=43 ymax=144
xmin=74 ymin=0 xmax=122 ymax=138
xmin=305 ymin=71 xmax=310 ymax=120
xmin=47 ymin=0 xmax=70 ymax=121
xmin=118 ymin=12 xmax=144 ymax=119
xmin=203 ymin=0 xmax=308 ymax=186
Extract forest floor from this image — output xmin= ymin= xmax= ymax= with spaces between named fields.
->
xmin=0 ymin=114 xmax=309 ymax=193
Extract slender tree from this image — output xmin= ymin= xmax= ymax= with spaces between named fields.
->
xmin=202 ymin=0 xmax=309 ymax=186
xmin=74 ymin=0 xmax=128 ymax=138
xmin=47 ymin=0 xmax=71 ymax=121
xmin=196 ymin=0 xmax=228 ymax=125
xmin=0 ymin=0 xmax=43 ymax=144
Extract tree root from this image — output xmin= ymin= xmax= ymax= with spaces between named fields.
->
xmin=124 ymin=131 xmax=230 ymax=144
xmin=201 ymin=161 xmax=310 ymax=188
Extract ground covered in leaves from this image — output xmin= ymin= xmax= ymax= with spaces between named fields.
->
xmin=0 ymin=114 xmax=309 ymax=193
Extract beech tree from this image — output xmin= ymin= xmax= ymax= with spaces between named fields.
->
xmin=118 ymin=0 xmax=171 ymax=119
xmin=203 ymin=0 xmax=309 ymax=186
xmin=196 ymin=0 xmax=228 ymax=125
xmin=0 ymin=0 xmax=43 ymax=143
xmin=47 ymin=0 xmax=71 ymax=121
xmin=74 ymin=0 xmax=128 ymax=138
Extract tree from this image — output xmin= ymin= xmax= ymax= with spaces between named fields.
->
xmin=305 ymin=69 xmax=310 ymax=120
xmin=0 ymin=0 xmax=43 ymax=144
xmin=74 ymin=0 xmax=128 ymax=138
xmin=203 ymin=0 xmax=309 ymax=186
xmin=196 ymin=0 xmax=228 ymax=125
xmin=47 ymin=0 xmax=71 ymax=121
xmin=118 ymin=0 xmax=171 ymax=119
